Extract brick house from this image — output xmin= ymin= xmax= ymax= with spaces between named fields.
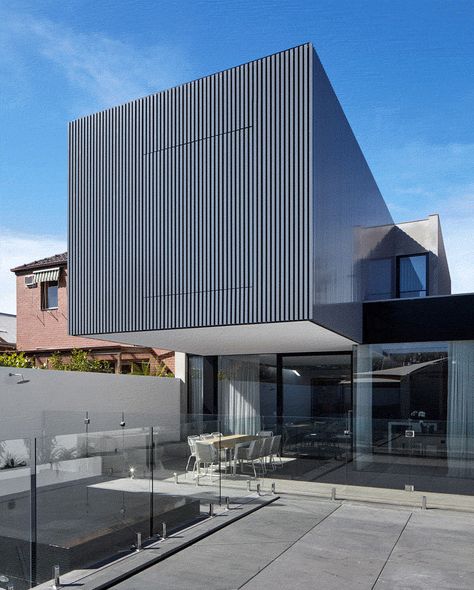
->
xmin=0 ymin=312 xmax=16 ymax=352
xmin=11 ymin=253 xmax=175 ymax=374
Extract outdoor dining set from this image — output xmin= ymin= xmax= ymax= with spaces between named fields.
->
xmin=185 ymin=431 xmax=283 ymax=480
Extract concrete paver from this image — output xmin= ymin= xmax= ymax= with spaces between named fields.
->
xmin=110 ymin=495 xmax=474 ymax=590
xmin=374 ymin=510 xmax=474 ymax=590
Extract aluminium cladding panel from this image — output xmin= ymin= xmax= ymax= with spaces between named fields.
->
xmin=68 ymin=44 xmax=313 ymax=336
xmin=311 ymin=50 xmax=393 ymax=342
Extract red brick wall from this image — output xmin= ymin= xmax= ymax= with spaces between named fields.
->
xmin=15 ymin=267 xmax=175 ymax=372
xmin=16 ymin=267 xmax=121 ymax=351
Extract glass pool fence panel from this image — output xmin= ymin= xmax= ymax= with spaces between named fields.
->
xmin=352 ymin=418 xmax=474 ymax=496
xmin=274 ymin=415 xmax=351 ymax=485
xmin=152 ymin=416 xmax=223 ymax=526
xmin=0 ymin=437 xmax=31 ymax=590
xmin=34 ymin=427 xmax=151 ymax=586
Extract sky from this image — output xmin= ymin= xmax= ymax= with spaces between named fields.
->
xmin=1 ymin=0 xmax=473 ymax=313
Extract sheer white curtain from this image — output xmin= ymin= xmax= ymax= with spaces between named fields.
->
xmin=218 ymin=356 xmax=261 ymax=435
xmin=447 ymin=341 xmax=474 ymax=476
xmin=189 ymin=356 xmax=204 ymax=431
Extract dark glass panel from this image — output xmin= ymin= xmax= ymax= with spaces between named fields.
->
xmin=398 ymin=254 xmax=427 ymax=298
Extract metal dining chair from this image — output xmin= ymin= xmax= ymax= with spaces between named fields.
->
xmin=260 ymin=435 xmax=274 ymax=472
xmin=234 ymin=437 xmax=265 ymax=478
xmin=185 ymin=435 xmax=201 ymax=474
xmin=194 ymin=440 xmax=219 ymax=481
xmin=269 ymin=434 xmax=283 ymax=469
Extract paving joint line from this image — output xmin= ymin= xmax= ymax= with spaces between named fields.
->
xmin=370 ymin=511 xmax=413 ymax=589
xmin=81 ymin=495 xmax=279 ymax=590
xmin=237 ymin=502 xmax=343 ymax=589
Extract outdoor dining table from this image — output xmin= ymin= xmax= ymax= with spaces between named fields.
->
xmin=200 ymin=434 xmax=258 ymax=474
xmin=203 ymin=434 xmax=257 ymax=448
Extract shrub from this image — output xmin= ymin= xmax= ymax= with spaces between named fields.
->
xmin=127 ymin=360 xmax=174 ymax=378
xmin=0 ymin=351 xmax=34 ymax=368
xmin=47 ymin=349 xmax=113 ymax=374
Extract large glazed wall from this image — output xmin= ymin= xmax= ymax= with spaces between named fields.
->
xmin=312 ymin=51 xmax=393 ymax=341
xmin=69 ymin=44 xmax=313 ymax=337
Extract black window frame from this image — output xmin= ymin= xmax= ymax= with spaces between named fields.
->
xmin=396 ymin=253 xmax=429 ymax=299
xmin=188 ymin=350 xmax=354 ymax=430
xmin=41 ymin=280 xmax=59 ymax=310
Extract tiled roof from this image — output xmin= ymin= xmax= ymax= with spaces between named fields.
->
xmin=11 ymin=252 xmax=68 ymax=273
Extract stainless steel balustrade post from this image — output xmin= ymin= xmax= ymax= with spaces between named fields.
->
xmin=52 ymin=565 xmax=60 ymax=589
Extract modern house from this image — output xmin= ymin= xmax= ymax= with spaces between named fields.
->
xmin=68 ymin=43 xmax=474 ymax=494
xmin=0 ymin=312 xmax=16 ymax=351
xmin=11 ymin=253 xmax=175 ymax=374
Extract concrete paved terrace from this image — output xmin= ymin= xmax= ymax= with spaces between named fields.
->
xmin=110 ymin=494 xmax=474 ymax=590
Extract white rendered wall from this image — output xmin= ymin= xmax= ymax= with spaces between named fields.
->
xmin=0 ymin=366 xmax=182 ymax=441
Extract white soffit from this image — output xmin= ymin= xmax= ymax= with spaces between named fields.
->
xmin=91 ymin=321 xmax=356 ymax=355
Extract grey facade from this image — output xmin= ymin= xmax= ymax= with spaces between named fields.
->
xmin=69 ymin=43 xmax=392 ymax=351
xmin=360 ymin=214 xmax=451 ymax=301
xmin=66 ymin=43 xmax=474 ymax=504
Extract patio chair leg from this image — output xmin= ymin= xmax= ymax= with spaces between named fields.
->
xmin=185 ymin=455 xmax=194 ymax=472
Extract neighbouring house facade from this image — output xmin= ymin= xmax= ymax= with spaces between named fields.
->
xmin=11 ymin=253 xmax=175 ymax=374
xmin=68 ymin=43 xmax=474 ymax=496
xmin=0 ymin=312 xmax=16 ymax=351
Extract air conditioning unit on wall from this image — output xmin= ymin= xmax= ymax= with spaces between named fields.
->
xmin=24 ymin=275 xmax=36 ymax=288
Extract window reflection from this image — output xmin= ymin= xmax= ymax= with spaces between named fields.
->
xmin=397 ymin=254 xmax=428 ymax=298
xmin=354 ymin=341 xmax=474 ymax=489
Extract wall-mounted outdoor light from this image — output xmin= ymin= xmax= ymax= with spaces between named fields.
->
xmin=8 ymin=372 xmax=29 ymax=384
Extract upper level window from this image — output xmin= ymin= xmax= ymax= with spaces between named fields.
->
xmin=397 ymin=254 xmax=428 ymax=298
xmin=41 ymin=281 xmax=59 ymax=309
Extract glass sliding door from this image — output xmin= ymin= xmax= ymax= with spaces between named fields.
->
xmin=282 ymin=354 xmax=352 ymax=463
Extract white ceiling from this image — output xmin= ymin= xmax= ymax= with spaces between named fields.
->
xmin=92 ymin=320 xmax=356 ymax=356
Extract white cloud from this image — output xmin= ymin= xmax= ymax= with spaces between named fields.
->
xmin=0 ymin=230 xmax=66 ymax=314
xmin=0 ymin=9 xmax=190 ymax=114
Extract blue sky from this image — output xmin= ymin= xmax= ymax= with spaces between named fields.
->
xmin=1 ymin=0 xmax=473 ymax=312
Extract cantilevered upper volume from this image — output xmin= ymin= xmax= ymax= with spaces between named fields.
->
xmin=68 ymin=43 xmax=394 ymax=354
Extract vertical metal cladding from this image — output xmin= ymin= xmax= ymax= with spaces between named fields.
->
xmin=69 ymin=44 xmax=313 ymax=336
